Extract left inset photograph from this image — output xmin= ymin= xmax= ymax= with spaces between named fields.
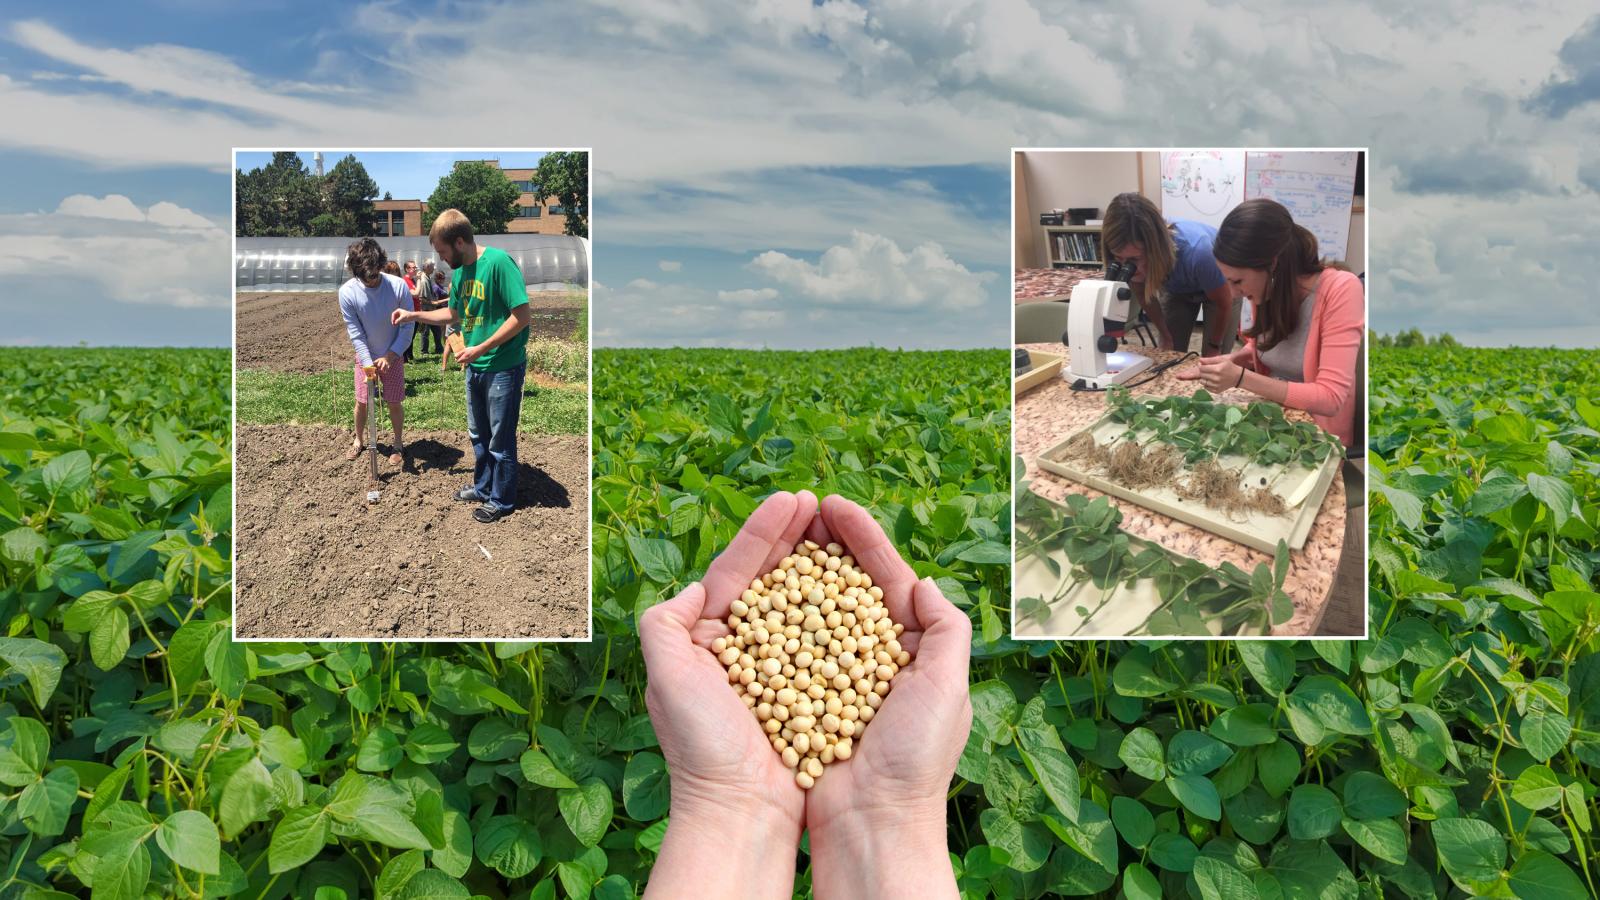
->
xmin=231 ymin=149 xmax=591 ymax=640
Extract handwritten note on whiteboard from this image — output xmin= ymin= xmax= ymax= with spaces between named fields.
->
xmin=1244 ymin=151 xmax=1359 ymax=261
xmin=1159 ymin=150 xmax=1246 ymax=229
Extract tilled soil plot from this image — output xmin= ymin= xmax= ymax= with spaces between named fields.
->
xmin=236 ymin=292 xmax=585 ymax=374
xmin=235 ymin=424 xmax=589 ymax=639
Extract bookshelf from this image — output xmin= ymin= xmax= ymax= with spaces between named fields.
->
xmin=1044 ymin=225 xmax=1103 ymax=268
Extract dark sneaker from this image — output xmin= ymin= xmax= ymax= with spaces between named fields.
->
xmin=473 ymin=504 xmax=510 ymax=524
xmin=453 ymin=487 xmax=484 ymax=502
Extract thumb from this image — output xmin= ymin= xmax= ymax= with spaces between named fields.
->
xmin=639 ymin=582 xmax=710 ymax=678
xmin=909 ymin=578 xmax=971 ymax=687
xmin=1174 ymin=367 xmax=1199 ymax=380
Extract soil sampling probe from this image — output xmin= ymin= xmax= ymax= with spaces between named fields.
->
xmin=363 ymin=364 xmax=383 ymax=503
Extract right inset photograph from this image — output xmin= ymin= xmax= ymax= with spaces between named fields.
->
xmin=1013 ymin=148 xmax=1366 ymax=639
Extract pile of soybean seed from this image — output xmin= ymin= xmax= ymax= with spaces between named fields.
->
xmin=713 ymin=540 xmax=909 ymax=789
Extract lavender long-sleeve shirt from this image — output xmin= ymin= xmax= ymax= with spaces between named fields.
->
xmin=338 ymin=274 xmax=415 ymax=367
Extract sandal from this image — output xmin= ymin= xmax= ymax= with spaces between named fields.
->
xmin=473 ymin=504 xmax=510 ymax=524
xmin=346 ymin=443 xmax=362 ymax=461
xmin=388 ymin=450 xmax=404 ymax=467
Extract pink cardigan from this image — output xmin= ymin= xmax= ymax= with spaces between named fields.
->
xmin=1241 ymin=269 xmax=1364 ymax=448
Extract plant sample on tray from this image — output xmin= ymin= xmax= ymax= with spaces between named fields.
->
xmin=1059 ymin=387 xmax=1341 ymax=519
xmin=1015 ymin=478 xmax=1294 ymax=636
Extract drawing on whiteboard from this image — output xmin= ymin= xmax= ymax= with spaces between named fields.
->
xmin=1244 ymin=152 xmax=1359 ymax=261
xmin=1162 ymin=158 xmax=1238 ymax=216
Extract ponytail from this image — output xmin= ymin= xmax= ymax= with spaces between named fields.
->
xmin=1215 ymin=199 xmax=1324 ymax=352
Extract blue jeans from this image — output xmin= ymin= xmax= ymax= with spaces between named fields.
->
xmin=465 ymin=363 xmax=524 ymax=513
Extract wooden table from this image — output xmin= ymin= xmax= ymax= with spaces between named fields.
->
xmin=1015 ymin=344 xmax=1347 ymax=636
xmin=1015 ymin=267 xmax=1099 ymax=304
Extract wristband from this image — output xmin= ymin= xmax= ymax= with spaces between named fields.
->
xmin=1234 ymin=368 xmax=1245 ymax=389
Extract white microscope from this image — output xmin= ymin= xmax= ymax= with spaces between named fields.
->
xmin=1064 ymin=259 xmax=1153 ymax=389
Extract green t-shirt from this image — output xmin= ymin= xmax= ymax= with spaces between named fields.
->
xmin=449 ymin=246 xmax=528 ymax=372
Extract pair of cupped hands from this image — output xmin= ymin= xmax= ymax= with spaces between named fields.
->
xmin=639 ymin=491 xmax=971 ymax=899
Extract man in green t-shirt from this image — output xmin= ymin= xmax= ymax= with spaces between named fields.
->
xmin=393 ymin=208 xmax=531 ymax=523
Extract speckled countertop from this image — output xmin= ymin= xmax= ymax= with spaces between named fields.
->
xmin=1015 ymin=267 xmax=1099 ymax=304
xmin=1015 ymin=343 xmax=1347 ymax=636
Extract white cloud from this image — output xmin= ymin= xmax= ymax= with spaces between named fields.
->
xmin=657 ymin=260 xmax=682 ymax=271
xmin=54 ymin=194 xmax=217 ymax=230
xmin=56 ymin=194 xmax=144 ymax=222
xmin=717 ymin=288 xmax=779 ymax=303
xmin=749 ymin=231 xmax=994 ymax=312
xmin=602 ymin=169 xmax=1007 ymax=264
xmin=7 ymin=4 xmax=1600 ymax=346
xmin=0 ymin=196 xmax=225 ymax=309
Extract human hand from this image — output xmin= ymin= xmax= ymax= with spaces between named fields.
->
xmin=1176 ymin=355 xmax=1244 ymax=391
xmin=455 ymin=343 xmax=485 ymax=366
xmin=639 ymin=490 xmax=819 ymax=899
xmin=374 ymin=352 xmax=398 ymax=375
xmin=390 ymin=308 xmax=413 ymax=326
xmin=801 ymin=495 xmax=970 ymax=899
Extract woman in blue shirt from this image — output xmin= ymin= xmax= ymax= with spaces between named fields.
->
xmin=1101 ymin=192 xmax=1236 ymax=356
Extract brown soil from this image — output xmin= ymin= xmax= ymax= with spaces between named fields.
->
xmin=236 ymin=292 xmax=585 ymax=375
xmin=234 ymin=424 xmax=589 ymax=639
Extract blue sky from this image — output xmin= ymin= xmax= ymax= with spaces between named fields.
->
xmin=1 ymin=3 xmax=1598 ymax=347
xmin=233 ymin=151 xmax=550 ymax=202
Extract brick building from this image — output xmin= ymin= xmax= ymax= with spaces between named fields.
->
xmin=373 ymin=199 xmax=424 ymax=237
xmin=372 ymin=159 xmax=579 ymax=236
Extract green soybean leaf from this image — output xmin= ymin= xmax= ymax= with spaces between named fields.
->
xmin=1287 ymin=784 xmax=1342 ymax=839
xmin=1511 ymin=765 xmax=1563 ymax=810
xmin=1519 ymin=708 xmax=1572 ymax=762
xmin=475 ymin=815 xmax=543 ymax=879
xmin=559 ymin=779 xmax=613 ymax=847
xmin=1507 ymin=850 xmax=1588 ymax=899
xmin=0 ymin=638 xmax=67 ymax=708
xmin=1019 ymin=744 xmax=1080 ymax=824
xmin=1341 ymin=771 xmax=1408 ymax=820
xmin=1119 ymin=728 xmax=1165 ymax=780
xmin=626 ymin=535 xmax=684 ymax=584
xmin=1432 ymin=817 xmax=1506 ymax=887
xmin=157 ymin=809 xmax=221 ymax=875
xmin=1167 ymin=730 xmax=1233 ymax=776
xmin=1167 ymin=773 xmax=1222 ymax=821
xmin=357 ymin=727 xmax=403 ymax=772
xmin=1122 ymin=862 xmax=1162 ymax=900
xmin=1193 ymin=855 xmax=1260 ymax=900
xmin=520 ymin=748 xmax=580 ymax=789
xmin=1286 ymin=676 xmax=1370 ymax=743
xmin=1111 ymin=795 xmax=1156 ymax=849
xmin=1237 ymin=642 xmax=1294 ymax=696
xmin=622 ymin=752 xmax=670 ymax=821
xmin=1341 ymin=816 xmax=1409 ymax=864
xmin=89 ymin=606 xmax=131 ymax=670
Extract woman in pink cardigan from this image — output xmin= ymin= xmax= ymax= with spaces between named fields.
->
xmin=1178 ymin=198 xmax=1364 ymax=449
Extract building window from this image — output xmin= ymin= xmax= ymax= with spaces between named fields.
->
xmin=517 ymin=205 xmax=541 ymax=218
xmin=376 ymin=219 xmax=390 ymax=236
xmin=514 ymin=180 xmax=535 ymax=193
xmin=548 ymin=205 xmax=565 ymax=216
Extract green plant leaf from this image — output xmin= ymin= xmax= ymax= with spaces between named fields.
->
xmin=1119 ymin=728 xmax=1166 ymax=780
xmin=1167 ymin=773 xmax=1222 ymax=821
xmin=269 ymin=806 xmax=328 ymax=873
xmin=1432 ymin=817 xmax=1507 ymax=887
xmin=559 ymin=779 xmax=613 ymax=847
xmin=622 ymin=752 xmax=670 ymax=821
xmin=157 ymin=809 xmax=221 ymax=875
xmin=1286 ymin=784 xmax=1342 ymax=839
xmin=475 ymin=815 xmax=543 ymax=879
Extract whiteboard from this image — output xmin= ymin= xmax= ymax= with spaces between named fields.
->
xmin=1159 ymin=150 xmax=1245 ymax=229
xmin=1245 ymin=151 xmax=1359 ymax=261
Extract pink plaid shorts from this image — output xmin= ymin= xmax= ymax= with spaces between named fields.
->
xmin=354 ymin=358 xmax=405 ymax=404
